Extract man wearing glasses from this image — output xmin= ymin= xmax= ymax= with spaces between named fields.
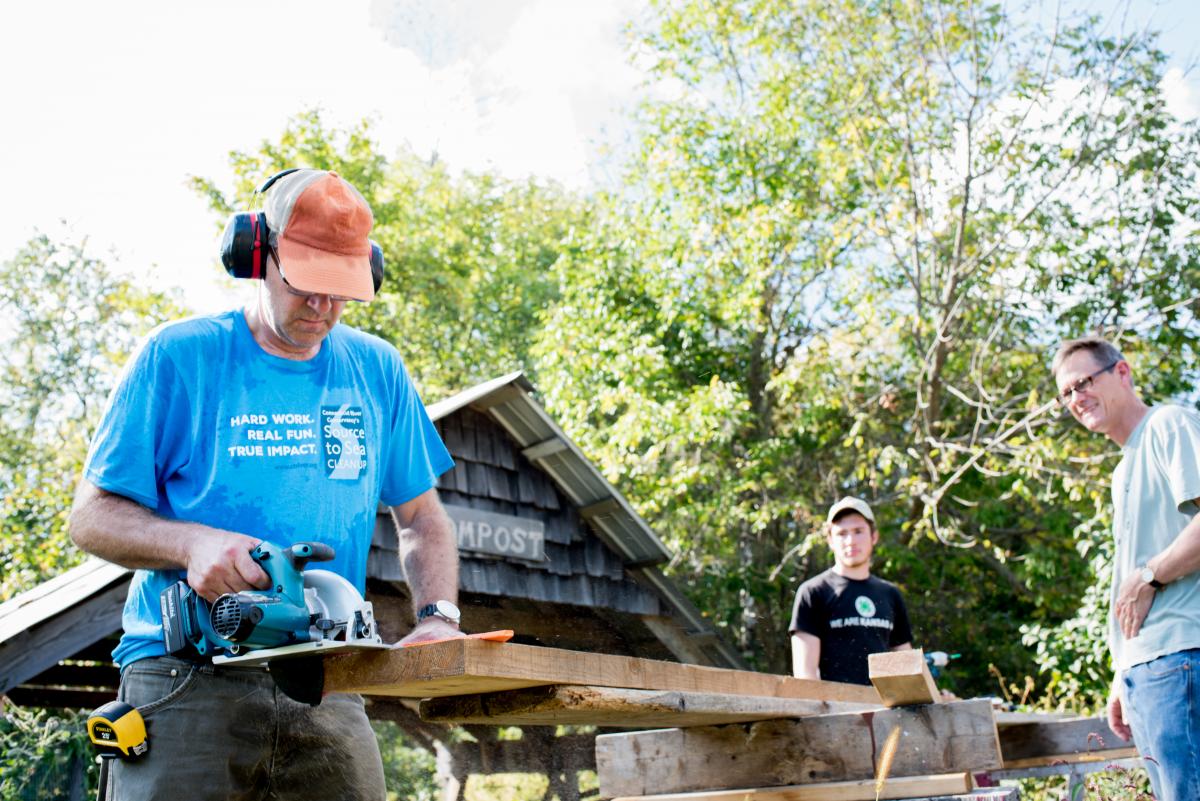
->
xmin=1053 ymin=336 xmax=1200 ymax=801
xmin=69 ymin=169 xmax=461 ymax=800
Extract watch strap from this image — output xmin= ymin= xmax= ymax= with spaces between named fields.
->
xmin=417 ymin=601 xmax=460 ymax=623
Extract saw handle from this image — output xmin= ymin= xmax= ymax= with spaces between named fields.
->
xmin=281 ymin=542 xmax=335 ymax=571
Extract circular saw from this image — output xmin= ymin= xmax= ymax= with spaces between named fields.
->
xmin=160 ymin=540 xmax=390 ymax=669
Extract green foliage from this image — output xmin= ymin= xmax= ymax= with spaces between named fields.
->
xmin=1017 ymin=763 xmax=1155 ymax=801
xmin=465 ymin=774 xmax=548 ymax=801
xmin=0 ymin=703 xmax=95 ymax=801
xmin=371 ymin=720 xmax=439 ymax=801
xmin=192 ymin=109 xmax=589 ymax=398
xmin=532 ymin=0 xmax=1200 ymax=695
xmin=0 ymin=235 xmax=183 ymax=600
xmin=1020 ymin=513 xmax=1117 ymax=706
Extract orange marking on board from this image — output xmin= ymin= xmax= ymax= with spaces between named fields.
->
xmin=400 ymin=629 xmax=514 ymax=648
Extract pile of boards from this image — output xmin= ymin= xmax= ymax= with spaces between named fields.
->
xmin=324 ymin=641 xmax=1136 ymax=801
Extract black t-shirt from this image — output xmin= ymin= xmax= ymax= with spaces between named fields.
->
xmin=789 ymin=569 xmax=913 ymax=685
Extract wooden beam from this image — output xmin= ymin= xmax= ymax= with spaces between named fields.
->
xmin=23 ymin=662 xmax=120 ymax=690
xmin=595 ymin=699 xmax=1002 ymax=798
xmin=5 ymin=686 xmax=117 ymax=710
xmin=324 ymin=639 xmax=881 ymax=703
xmin=868 ymin=649 xmax=941 ymax=707
xmin=997 ymin=716 xmax=1139 ymax=768
xmin=993 ymin=710 xmax=1075 ymax=725
xmin=608 ymin=773 xmax=985 ymax=801
xmin=369 ymin=592 xmax=670 ymax=657
xmin=579 ymin=498 xmax=621 ymax=520
xmin=637 ymin=614 xmax=724 ymax=667
xmin=0 ymin=582 xmax=127 ymax=693
xmin=64 ymin=638 xmax=122 ymax=664
xmin=419 ymin=684 xmax=879 ymax=727
xmin=521 ymin=438 xmax=568 ymax=461
xmin=469 ymin=385 xmax=524 ymax=412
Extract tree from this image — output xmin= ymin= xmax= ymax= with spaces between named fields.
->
xmin=0 ymin=234 xmax=182 ymax=599
xmin=533 ymin=0 xmax=1200 ymax=694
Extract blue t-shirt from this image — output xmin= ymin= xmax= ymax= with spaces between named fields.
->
xmin=83 ymin=310 xmax=454 ymax=667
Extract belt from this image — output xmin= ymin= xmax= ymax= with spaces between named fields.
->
xmin=153 ymin=653 xmax=269 ymax=674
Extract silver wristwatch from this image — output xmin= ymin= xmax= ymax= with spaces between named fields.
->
xmin=417 ymin=599 xmax=461 ymax=625
xmin=1140 ymin=566 xmax=1165 ymax=590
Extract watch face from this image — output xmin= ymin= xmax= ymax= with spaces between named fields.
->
xmin=435 ymin=600 xmax=461 ymax=620
xmin=1141 ymin=567 xmax=1155 ymax=584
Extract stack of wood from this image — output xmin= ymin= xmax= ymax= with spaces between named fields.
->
xmin=325 ymin=641 xmax=1136 ymax=801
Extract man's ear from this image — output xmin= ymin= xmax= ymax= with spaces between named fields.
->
xmin=826 ymin=524 xmax=841 ymax=547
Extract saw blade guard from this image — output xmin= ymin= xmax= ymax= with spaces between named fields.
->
xmin=303 ymin=569 xmax=382 ymax=645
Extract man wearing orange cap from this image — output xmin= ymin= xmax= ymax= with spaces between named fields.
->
xmin=69 ymin=169 xmax=460 ymax=800
xmin=789 ymin=497 xmax=913 ymax=685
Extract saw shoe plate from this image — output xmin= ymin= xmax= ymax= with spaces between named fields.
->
xmin=211 ymin=638 xmax=391 ymax=667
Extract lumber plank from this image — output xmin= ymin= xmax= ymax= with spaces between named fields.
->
xmin=596 ymin=698 xmax=1002 ymax=798
xmin=998 ymin=715 xmax=1138 ymax=767
xmin=324 ymin=639 xmax=881 ymax=702
xmin=992 ymin=711 xmax=1075 ymax=725
xmin=419 ymin=684 xmax=879 ymax=727
xmin=608 ymin=773 xmax=982 ymax=801
xmin=868 ymin=649 xmax=941 ymax=707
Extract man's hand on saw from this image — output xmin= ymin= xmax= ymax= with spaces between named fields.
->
xmin=396 ymin=617 xmax=465 ymax=647
xmin=185 ymin=530 xmax=270 ymax=602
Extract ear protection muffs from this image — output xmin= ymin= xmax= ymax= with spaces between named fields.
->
xmin=220 ymin=168 xmax=385 ymax=293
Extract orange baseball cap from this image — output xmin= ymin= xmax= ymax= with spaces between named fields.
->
xmin=264 ymin=169 xmax=376 ymax=302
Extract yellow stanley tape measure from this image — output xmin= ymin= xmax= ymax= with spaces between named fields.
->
xmin=87 ymin=701 xmax=148 ymax=759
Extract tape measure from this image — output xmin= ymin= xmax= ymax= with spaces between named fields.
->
xmin=87 ymin=701 xmax=148 ymax=759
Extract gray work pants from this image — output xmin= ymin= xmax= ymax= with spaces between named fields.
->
xmin=108 ymin=656 xmax=386 ymax=801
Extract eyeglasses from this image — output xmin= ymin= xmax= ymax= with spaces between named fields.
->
xmin=1055 ymin=360 xmax=1119 ymax=407
xmin=271 ymin=248 xmax=355 ymax=304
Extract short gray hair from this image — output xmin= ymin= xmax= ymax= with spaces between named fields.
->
xmin=1051 ymin=337 xmax=1125 ymax=379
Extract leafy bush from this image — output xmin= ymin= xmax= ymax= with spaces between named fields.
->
xmin=0 ymin=703 xmax=96 ymax=801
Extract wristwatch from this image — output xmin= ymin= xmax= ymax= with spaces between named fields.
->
xmin=1140 ymin=566 xmax=1165 ymax=590
xmin=417 ymin=600 xmax=461 ymax=625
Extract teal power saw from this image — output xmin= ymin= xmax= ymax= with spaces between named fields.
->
xmin=159 ymin=541 xmax=390 ymax=671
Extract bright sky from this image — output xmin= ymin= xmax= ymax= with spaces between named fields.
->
xmin=0 ymin=0 xmax=1195 ymax=314
xmin=0 ymin=0 xmax=645 ymax=312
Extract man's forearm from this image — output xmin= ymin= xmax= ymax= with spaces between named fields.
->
xmin=69 ymin=479 xmax=268 ymax=600
xmin=393 ymin=491 xmax=459 ymax=611
xmin=1147 ymin=511 xmax=1200 ymax=585
xmin=69 ymin=479 xmax=198 ymax=569
xmin=790 ymin=633 xmax=820 ymax=679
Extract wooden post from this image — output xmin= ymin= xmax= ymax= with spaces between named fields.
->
xmin=867 ymin=649 xmax=941 ymax=707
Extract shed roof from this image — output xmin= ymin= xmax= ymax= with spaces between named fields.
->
xmin=427 ymin=371 xmax=671 ymax=567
